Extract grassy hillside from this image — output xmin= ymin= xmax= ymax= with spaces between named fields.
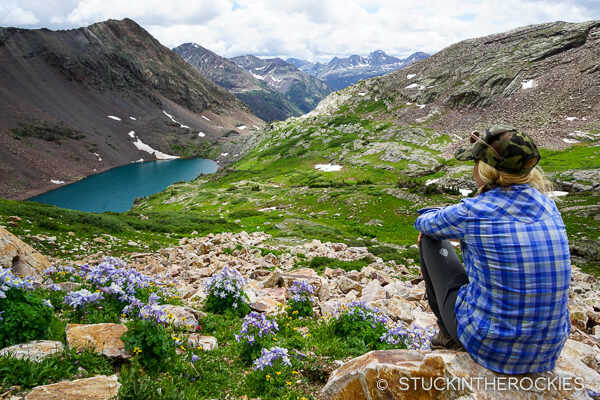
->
xmin=4 ymin=92 xmax=597 ymax=274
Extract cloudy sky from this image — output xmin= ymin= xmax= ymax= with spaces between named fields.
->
xmin=0 ymin=0 xmax=598 ymax=61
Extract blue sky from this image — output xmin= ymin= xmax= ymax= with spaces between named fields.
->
xmin=0 ymin=0 xmax=598 ymax=61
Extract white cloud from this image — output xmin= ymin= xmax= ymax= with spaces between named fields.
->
xmin=0 ymin=5 xmax=40 ymax=25
xmin=0 ymin=0 xmax=597 ymax=61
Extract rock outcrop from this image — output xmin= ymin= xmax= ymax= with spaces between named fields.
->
xmin=321 ymin=339 xmax=600 ymax=399
xmin=66 ymin=323 xmax=130 ymax=358
xmin=0 ymin=226 xmax=51 ymax=278
xmin=24 ymin=375 xmax=120 ymax=400
xmin=0 ymin=340 xmax=64 ymax=362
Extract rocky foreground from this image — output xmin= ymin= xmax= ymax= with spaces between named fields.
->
xmin=2 ymin=228 xmax=600 ymax=399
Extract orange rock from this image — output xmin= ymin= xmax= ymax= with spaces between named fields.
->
xmin=66 ymin=323 xmax=130 ymax=358
xmin=321 ymin=340 xmax=600 ymax=399
xmin=25 ymin=375 xmax=120 ymax=400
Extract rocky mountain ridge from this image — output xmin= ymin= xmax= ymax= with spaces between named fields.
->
xmin=289 ymin=50 xmax=429 ymax=90
xmin=308 ymin=20 xmax=600 ymax=153
xmin=230 ymin=54 xmax=333 ymax=117
xmin=0 ymin=19 xmax=263 ymax=200
xmin=173 ymin=43 xmax=305 ymax=122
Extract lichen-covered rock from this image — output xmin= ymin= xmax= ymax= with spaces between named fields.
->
xmin=161 ymin=305 xmax=200 ymax=331
xmin=66 ymin=323 xmax=130 ymax=358
xmin=321 ymin=339 xmax=600 ymax=399
xmin=24 ymin=375 xmax=120 ymax=400
xmin=0 ymin=340 xmax=64 ymax=362
xmin=186 ymin=335 xmax=218 ymax=351
xmin=0 ymin=226 xmax=51 ymax=278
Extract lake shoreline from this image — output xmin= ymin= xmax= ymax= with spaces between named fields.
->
xmin=27 ymin=158 xmax=218 ymax=213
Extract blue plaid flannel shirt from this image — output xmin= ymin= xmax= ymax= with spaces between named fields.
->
xmin=415 ymin=184 xmax=571 ymax=374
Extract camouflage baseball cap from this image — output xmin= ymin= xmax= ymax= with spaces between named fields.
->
xmin=455 ymin=125 xmax=540 ymax=175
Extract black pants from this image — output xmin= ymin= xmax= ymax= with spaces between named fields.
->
xmin=419 ymin=235 xmax=469 ymax=345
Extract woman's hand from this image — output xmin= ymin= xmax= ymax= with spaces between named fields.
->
xmin=417 ymin=232 xmax=423 ymax=247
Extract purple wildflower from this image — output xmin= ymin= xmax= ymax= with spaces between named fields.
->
xmin=235 ymin=311 xmax=279 ymax=344
xmin=63 ymin=289 xmax=104 ymax=308
xmin=253 ymin=346 xmax=291 ymax=371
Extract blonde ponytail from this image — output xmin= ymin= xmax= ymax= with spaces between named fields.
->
xmin=477 ymin=161 xmax=553 ymax=195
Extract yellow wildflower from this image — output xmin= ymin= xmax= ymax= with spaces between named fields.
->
xmin=276 ymin=371 xmax=281 ymax=376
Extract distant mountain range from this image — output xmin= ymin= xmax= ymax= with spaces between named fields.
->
xmin=174 ymin=44 xmax=333 ymax=122
xmin=288 ymin=50 xmax=430 ymax=90
xmin=0 ymin=19 xmax=262 ymax=200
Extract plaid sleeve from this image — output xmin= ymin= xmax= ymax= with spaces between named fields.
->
xmin=414 ymin=200 xmax=470 ymax=239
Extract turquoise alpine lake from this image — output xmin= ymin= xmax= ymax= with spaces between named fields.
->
xmin=29 ymin=158 xmax=218 ymax=213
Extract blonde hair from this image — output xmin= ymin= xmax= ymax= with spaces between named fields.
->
xmin=477 ymin=161 xmax=553 ymax=195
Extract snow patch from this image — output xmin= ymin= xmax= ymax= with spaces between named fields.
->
xmin=93 ymin=152 xmax=102 ymax=162
xmin=549 ymin=191 xmax=569 ymax=197
xmin=251 ymin=73 xmax=265 ymax=80
xmin=416 ymin=104 xmax=426 ymax=109
xmin=51 ymin=179 xmax=65 ymax=184
xmin=459 ymin=188 xmax=473 ymax=197
xmin=163 ymin=110 xmax=190 ymax=128
xmin=315 ymin=164 xmax=342 ymax=172
xmin=107 ymin=115 xmax=121 ymax=121
xmin=562 ymin=138 xmax=579 ymax=144
xmin=133 ymin=139 xmax=179 ymax=160
xmin=198 ymin=132 xmax=206 ymax=137
xmin=129 ymin=117 xmax=136 ymax=121
xmin=425 ymin=178 xmax=440 ymax=186
xmin=238 ymin=125 xmax=247 ymax=130
xmin=407 ymin=74 xmax=416 ymax=79
xmin=565 ymin=117 xmax=578 ymax=121
xmin=258 ymin=207 xmax=277 ymax=212
xmin=358 ymin=92 xmax=367 ymax=96
xmin=202 ymin=116 xmax=211 ymax=121
xmin=220 ymin=153 xmax=229 ymax=157
xmin=253 ymin=125 xmax=260 ymax=129
xmin=405 ymin=83 xmax=425 ymax=90
xmin=128 ymin=131 xmax=135 ymax=138
xmin=521 ymin=79 xmax=535 ymax=89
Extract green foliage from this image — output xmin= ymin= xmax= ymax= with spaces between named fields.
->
xmin=122 ymin=320 xmax=175 ymax=371
xmin=327 ymin=303 xmax=390 ymax=354
xmin=538 ymin=145 xmax=600 ymax=171
xmin=246 ymin=363 xmax=303 ymax=399
xmin=304 ymin=256 xmax=372 ymax=272
xmin=204 ymin=288 xmax=250 ymax=318
xmin=65 ymin=293 xmax=123 ymax=324
xmin=10 ymin=120 xmax=85 ymax=143
xmin=286 ymin=299 xmax=313 ymax=318
xmin=0 ymin=289 xmax=55 ymax=348
xmin=229 ymin=209 xmax=262 ymax=219
xmin=0 ymin=349 xmax=112 ymax=391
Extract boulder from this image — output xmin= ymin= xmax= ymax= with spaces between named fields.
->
xmin=24 ymin=375 xmax=120 ymax=400
xmin=262 ymin=268 xmax=283 ymax=288
xmin=186 ymin=335 xmax=218 ymax=351
xmin=321 ymin=339 xmax=600 ymax=399
xmin=337 ymin=276 xmax=363 ymax=294
xmin=66 ymin=323 xmax=130 ymax=358
xmin=161 ymin=305 xmax=200 ymax=331
xmin=282 ymin=268 xmax=321 ymax=290
xmin=0 ymin=340 xmax=64 ymax=362
xmin=0 ymin=226 xmax=51 ymax=278
xmin=250 ymin=296 xmax=282 ymax=313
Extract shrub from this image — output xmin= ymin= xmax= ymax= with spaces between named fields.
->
xmin=286 ymin=280 xmax=315 ymax=318
xmin=246 ymin=347 xmax=301 ymax=398
xmin=121 ymin=320 xmax=175 ymax=371
xmin=0 ymin=348 xmax=112 ymax=391
xmin=0 ymin=269 xmax=55 ymax=348
xmin=204 ymin=267 xmax=250 ymax=317
xmin=327 ymin=301 xmax=390 ymax=351
xmin=235 ymin=311 xmax=279 ymax=364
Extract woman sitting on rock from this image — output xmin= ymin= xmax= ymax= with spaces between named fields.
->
xmin=414 ymin=125 xmax=571 ymax=375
